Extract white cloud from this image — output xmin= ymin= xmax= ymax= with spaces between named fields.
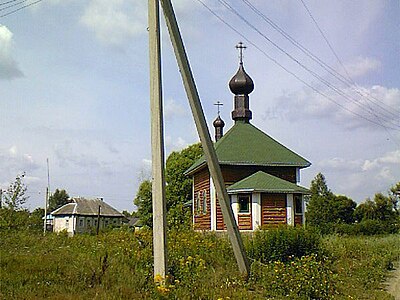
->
xmin=0 ymin=146 xmax=41 ymax=186
xmin=319 ymin=157 xmax=363 ymax=171
xmin=343 ymin=56 xmax=381 ymax=78
xmin=0 ymin=25 xmax=23 ymax=80
xmin=80 ymin=0 xmax=147 ymax=46
xmin=165 ymin=135 xmax=188 ymax=152
xmin=362 ymin=150 xmax=400 ymax=171
xmin=164 ymin=98 xmax=188 ymax=119
xmin=273 ymin=85 xmax=400 ymax=130
xmin=313 ymin=150 xmax=400 ymax=202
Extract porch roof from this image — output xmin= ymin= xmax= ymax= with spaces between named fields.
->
xmin=227 ymin=171 xmax=310 ymax=194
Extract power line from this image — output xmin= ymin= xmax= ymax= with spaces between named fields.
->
xmin=298 ymin=0 xmax=399 ymax=145
xmin=215 ymin=0 xmax=400 ymax=130
xmin=0 ymin=0 xmax=21 ymax=6
xmin=195 ymin=0 xmax=400 ymax=131
xmin=241 ymin=0 xmax=400 ymax=118
xmin=0 ymin=0 xmax=42 ymax=18
xmin=0 ymin=0 xmax=28 ymax=12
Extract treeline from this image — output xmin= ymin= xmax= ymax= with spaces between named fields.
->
xmin=306 ymin=173 xmax=399 ymax=235
xmin=0 ymin=173 xmax=71 ymax=231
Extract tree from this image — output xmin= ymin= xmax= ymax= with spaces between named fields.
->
xmin=2 ymin=173 xmax=28 ymax=211
xmin=48 ymin=189 xmax=70 ymax=212
xmin=389 ymin=182 xmax=400 ymax=214
xmin=306 ymin=173 xmax=335 ymax=232
xmin=355 ymin=185 xmax=399 ymax=224
xmin=134 ymin=143 xmax=203 ymax=228
xmin=0 ymin=173 xmax=30 ymax=229
xmin=134 ymin=180 xmax=153 ymax=227
xmin=165 ymin=143 xmax=203 ymax=209
xmin=306 ymin=173 xmax=356 ymax=233
xmin=333 ymin=195 xmax=357 ymax=224
xmin=29 ymin=207 xmax=45 ymax=230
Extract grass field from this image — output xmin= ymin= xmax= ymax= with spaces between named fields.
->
xmin=0 ymin=228 xmax=399 ymax=299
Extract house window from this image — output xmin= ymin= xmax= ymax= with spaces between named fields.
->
xmin=238 ymin=195 xmax=251 ymax=213
xmin=295 ymin=195 xmax=303 ymax=214
xmin=87 ymin=219 xmax=91 ymax=226
xmin=65 ymin=218 xmax=69 ymax=227
xmin=79 ymin=219 xmax=84 ymax=227
xmin=202 ymin=190 xmax=207 ymax=214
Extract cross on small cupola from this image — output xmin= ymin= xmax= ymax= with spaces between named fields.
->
xmin=213 ymin=101 xmax=225 ymax=142
xmin=214 ymin=101 xmax=223 ymax=117
xmin=236 ymin=41 xmax=247 ymax=65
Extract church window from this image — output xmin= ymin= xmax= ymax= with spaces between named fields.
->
xmin=195 ymin=191 xmax=202 ymax=215
xmin=238 ymin=195 xmax=251 ymax=213
xmin=295 ymin=195 xmax=303 ymax=214
xmin=202 ymin=190 xmax=207 ymax=214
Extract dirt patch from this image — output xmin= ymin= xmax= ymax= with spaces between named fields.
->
xmin=386 ymin=262 xmax=400 ymax=300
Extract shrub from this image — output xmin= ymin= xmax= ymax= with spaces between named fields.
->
xmin=335 ymin=219 xmax=400 ymax=236
xmin=246 ymin=226 xmax=323 ymax=263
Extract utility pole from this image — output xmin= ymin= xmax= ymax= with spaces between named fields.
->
xmin=96 ymin=205 xmax=101 ymax=235
xmin=149 ymin=0 xmax=168 ymax=280
xmin=44 ymin=158 xmax=50 ymax=235
xmin=159 ymin=0 xmax=250 ymax=277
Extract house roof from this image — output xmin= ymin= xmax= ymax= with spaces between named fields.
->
xmin=185 ymin=121 xmax=311 ymax=175
xmin=227 ymin=171 xmax=310 ymax=194
xmin=51 ymin=197 xmax=125 ymax=217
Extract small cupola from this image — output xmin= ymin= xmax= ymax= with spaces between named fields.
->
xmin=229 ymin=42 xmax=254 ymax=123
xmin=213 ymin=101 xmax=225 ymax=141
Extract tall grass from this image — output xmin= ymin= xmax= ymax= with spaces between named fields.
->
xmin=1 ymin=228 xmax=399 ymax=299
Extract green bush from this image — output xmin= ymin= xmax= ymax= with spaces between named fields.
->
xmin=246 ymin=226 xmax=323 ymax=263
xmin=335 ymin=219 xmax=400 ymax=236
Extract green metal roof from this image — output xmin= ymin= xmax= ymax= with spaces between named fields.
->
xmin=186 ymin=121 xmax=311 ymax=175
xmin=227 ymin=171 xmax=310 ymax=194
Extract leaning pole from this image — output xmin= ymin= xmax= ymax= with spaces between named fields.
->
xmin=159 ymin=0 xmax=250 ymax=277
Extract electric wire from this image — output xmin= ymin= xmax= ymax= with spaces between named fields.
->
xmin=0 ymin=0 xmax=42 ymax=18
xmin=0 ymin=0 xmax=28 ymax=12
xmin=0 ymin=0 xmax=21 ymax=6
xmin=215 ymin=0 xmax=400 ymax=130
xmin=298 ymin=0 xmax=399 ymax=145
xmin=241 ymin=0 xmax=400 ymax=118
xmin=218 ymin=0 xmax=400 ymax=128
xmin=195 ymin=0 xmax=400 ymax=131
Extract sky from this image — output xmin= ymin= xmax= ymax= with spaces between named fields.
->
xmin=1 ymin=0 xmax=399 ymax=212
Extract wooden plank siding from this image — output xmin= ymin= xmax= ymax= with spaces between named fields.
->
xmin=193 ymin=167 xmax=211 ymax=230
xmin=294 ymin=214 xmax=303 ymax=226
xmin=221 ymin=165 xmax=297 ymax=184
xmin=238 ymin=214 xmax=252 ymax=230
xmin=193 ymin=166 xmax=298 ymax=230
xmin=261 ymin=193 xmax=287 ymax=226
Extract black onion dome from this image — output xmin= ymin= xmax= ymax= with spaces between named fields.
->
xmin=213 ymin=115 xmax=225 ymax=128
xmin=229 ymin=64 xmax=254 ymax=95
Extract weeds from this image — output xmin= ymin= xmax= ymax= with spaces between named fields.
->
xmin=0 ymin=229 xmax=399 ymax=299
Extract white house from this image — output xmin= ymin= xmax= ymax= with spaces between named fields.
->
xmin=51 ymin=197 xmax=125 ymax=235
